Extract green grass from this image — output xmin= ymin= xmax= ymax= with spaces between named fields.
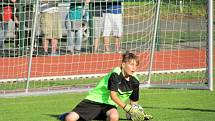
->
xmin=0 ymin=88 xmax=215 ymax=121
xmin=123 ymin=1 xmax=207 ymax=17
xmin=122 ymin=31 xmax=215 ymax=45
xmin=0 ymin=71 xmax=206 ymax=90
xmin=0 ymin=78 xmax=101 ymax=90
xmin=0 ymin=70 xmax=214 ymax=121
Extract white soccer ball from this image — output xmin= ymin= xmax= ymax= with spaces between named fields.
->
xmin=126 ymin=104 xmax=144 ymax=119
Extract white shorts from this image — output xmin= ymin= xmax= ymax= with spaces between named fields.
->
xmin=93 ymin=16 xmax=104 ymax=38
xmin=102 ymin=13 xmax=123 ymax=37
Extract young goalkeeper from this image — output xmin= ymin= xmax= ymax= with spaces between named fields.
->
xmin=59 ymin=52 xmax=149 ymax=121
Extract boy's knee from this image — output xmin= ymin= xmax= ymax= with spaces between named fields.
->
xmin=109 ymin=114 xmax=119 ymax=121
xmin=65 ymin=112 xmax=79 ymax=121
xmin=108 ymin=109 xmax=119 ymax=121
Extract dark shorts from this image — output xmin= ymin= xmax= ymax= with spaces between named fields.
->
xmin=72 ymin=99 xmax=117 ymax=121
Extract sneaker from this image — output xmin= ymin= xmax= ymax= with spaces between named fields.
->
xmin=116 ymin=50 xmax=122 ymax=53
xmin=32 ymin=50 xmax=38 ymax=56
xmin=104 ymin=51 xmax=111 ymax=54
xmin=93 ymin=50 xmax=98 ymax=54
xmin=74 ymin=50 xmax=80 ymax=55
xmin=58 ymin=112 xmax=69 ymax=121
xmin=44 ymin=51 xmax=49 ymax=55
xmin=0 ymin=50 xmax=5 ymax=57
xmin=67 ymin=51 xmax=74 ymax=55
xmin=50 ymin=52 xmax=59 ymax=56
xmin=0 ymin=52 xmax=3 ymax=57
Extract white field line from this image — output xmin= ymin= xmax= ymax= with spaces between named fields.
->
xmin=0 ymin=68 xmax=206 ymax=83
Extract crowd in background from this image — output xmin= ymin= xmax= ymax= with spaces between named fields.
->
xmin=0 ymin=0 xmax=123 ymax=57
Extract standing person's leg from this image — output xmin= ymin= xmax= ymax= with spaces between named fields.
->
xmin=103 ymin=13 xmax=112 ymax=52
xmin=93 ymin=17 xmax=99 ymax=53
xmin=40 ymin=13 xmax=51 ymax=55
xmin=94 ymin=37 xmax=99 ymax=53
xmin=65 ymin=14 xmax=73 ymax=54
xmin=113 ymin=14 xmax=123 ymax=53
xmin=0 ymin=23 xmax=5 ymax=56
xmin=115 ymin=37 xmax=121 ymax=52
xmin=42 ymin=38 xmax=49 ymax=55
xmin=0 ymin=23 xmax=4 ymax=50
xmin=2 ymin=22 xmax=9 ymax=49
xmin=66 ymin=28 xmax=72 ymax=52
xmin=51 ymin=38 xmax=58 ymax=55
xmin=104 ymin=36 xmax=110 ymax=52
xmin=51 ymin=12 xmax=62 ymax=55
xmin=0 ymin=22 xmax=7 ymax=49
xmin=74 ymin=29 xmax=82 ymax=54
xmin=70 ymin=31 xmax=75 ymax=53
xmin=94 ymin=16 xmax=104 ymax=53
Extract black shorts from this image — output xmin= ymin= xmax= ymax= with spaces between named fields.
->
xmin=72 ymin=99 xmax=117 ymax=121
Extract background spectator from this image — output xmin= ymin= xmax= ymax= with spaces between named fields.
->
xmin=40 ymin=1 xmax=62 ymax=55
xmin=103 ymin=1 xmax=122 ymax=53
xmin=14 ymin=3 xmax=35 ymax=50
xmin=92 ymin=2 xmax=105 ymax=53
xmin=65 ymin=1 xmax=89 ymax=55
xmin=0 ymin=0 xmax=17 ymax=56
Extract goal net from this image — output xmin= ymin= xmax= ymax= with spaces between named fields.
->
xmin=0 ymin=0 xmax=213 ymax=96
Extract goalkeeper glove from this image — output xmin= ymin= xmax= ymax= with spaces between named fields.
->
xmin=124 ymin=104 xmax=153 ymax=121
xmin=124 ymin=104 xmax=144 ymax=120
xmin=124 ymin=104 xmax=144 ymax=115
xmin=132 ymin=104 xmax=153 ymax=120
xmin=143 ymin=113 xmax=153 ymax=120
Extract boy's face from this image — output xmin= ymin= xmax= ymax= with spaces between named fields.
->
xmin=122 ymin=59 xmax=138 ymax=76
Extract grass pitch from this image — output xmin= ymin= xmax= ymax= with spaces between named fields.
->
xmin=1 ymin=88 xmax=215 ymax=121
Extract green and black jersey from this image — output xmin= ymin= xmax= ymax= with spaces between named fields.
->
xmin=85 ymin=67 xmax=140 ymax=107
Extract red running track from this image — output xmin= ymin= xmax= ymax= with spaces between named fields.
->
xmin=0 ymin=49 xmax=214 ymax=79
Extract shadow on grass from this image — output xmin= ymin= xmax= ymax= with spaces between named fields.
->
xmin=144 ymin=106 xmax=215 ymax=112
xmin=43 ymin=114 xmax=131 ymax=121
xmin=43 ymin=114 xmax=59 ymax=119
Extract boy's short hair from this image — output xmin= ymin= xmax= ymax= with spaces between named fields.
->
xmin=122 ymin=52 xmax=139 ymax=66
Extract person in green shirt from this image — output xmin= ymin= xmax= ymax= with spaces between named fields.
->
xmin=59 ymin=52 xmax=148 ymax=121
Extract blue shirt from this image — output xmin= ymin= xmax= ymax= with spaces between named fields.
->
xmin=69 ymin=5 xmax=83 ymax=20
xmin=106 ymin=4 xmax=121 ymax=14
xmin=105 ymin=2 xmax=122 ymax=14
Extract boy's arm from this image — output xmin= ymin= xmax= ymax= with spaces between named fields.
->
xmin=110 ymin=90 xmax=126 ymax=108
xmin=130 ymin=100 xmax=138 ymax=106
xmin=110 ymin=91 xmax=150 ymax=121
xmin=110 ymin=90 xmax=140 ymax=111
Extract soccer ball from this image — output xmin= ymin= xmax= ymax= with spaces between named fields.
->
xmin=126 ymin=104 xmax=144 ymax=119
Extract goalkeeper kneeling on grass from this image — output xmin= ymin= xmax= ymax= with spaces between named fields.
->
xmin=59 ymin=52 xmax=152 ymax=121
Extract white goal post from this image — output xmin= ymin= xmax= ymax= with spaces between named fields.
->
xmin=0 ymin=0 xmax=213 ymax=96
